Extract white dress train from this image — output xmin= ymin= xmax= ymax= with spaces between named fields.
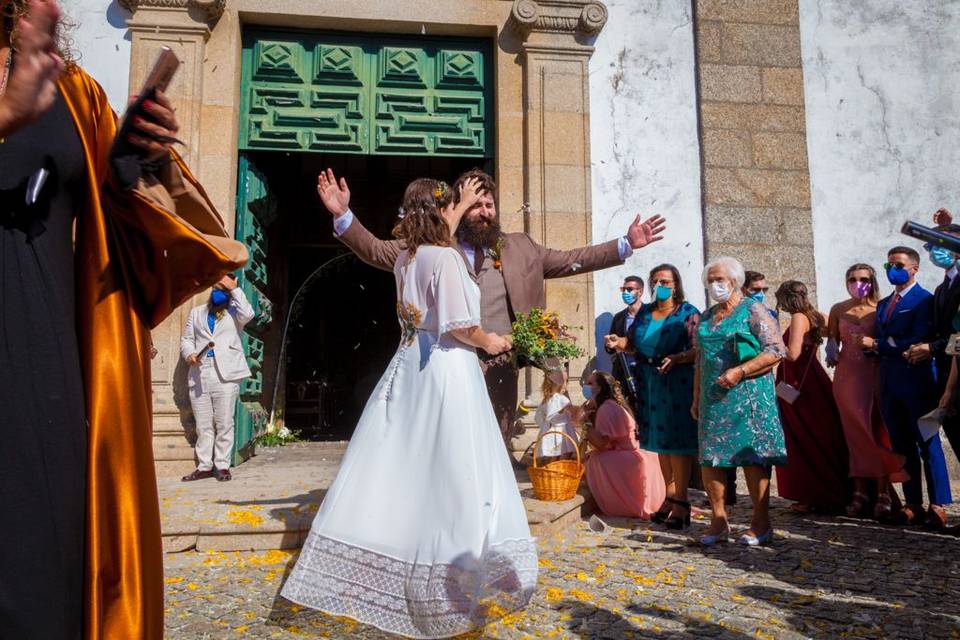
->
xmin=280 ymin=245 xmax=538 ymax=639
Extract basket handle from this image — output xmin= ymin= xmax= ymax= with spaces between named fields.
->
xmin=532 ymin=430 xmax=582 ymax=470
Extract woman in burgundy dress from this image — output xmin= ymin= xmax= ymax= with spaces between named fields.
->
xmin=826 ymin=264 xmax=906 ymax=519
xmin=773 ymin=281 xmax=851 ymax=513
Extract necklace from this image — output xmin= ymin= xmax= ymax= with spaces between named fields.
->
xmin=0 ymin=50 xmax=10 ymax=144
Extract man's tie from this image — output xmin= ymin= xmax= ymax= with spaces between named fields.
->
xmin=884 ymin=293 xmax=901 ymax=323
xmin=474 ymin=246 xmax=485 ymax=273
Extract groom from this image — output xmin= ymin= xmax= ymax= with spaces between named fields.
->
xmin=319 ymin=168 xmax=665 ymax=458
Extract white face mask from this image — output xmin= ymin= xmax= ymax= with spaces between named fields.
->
xmin=709 ymin=281 xmax=732 ymax=302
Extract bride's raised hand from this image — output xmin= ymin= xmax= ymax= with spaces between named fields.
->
xmin=442 ymin=176 xmax=483 ymax=235
xmin=317 ymin=168 xmax=351 ymax=217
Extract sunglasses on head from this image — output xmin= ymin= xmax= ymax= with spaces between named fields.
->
xmin=847 ymin=276 xmax=871 ymax=284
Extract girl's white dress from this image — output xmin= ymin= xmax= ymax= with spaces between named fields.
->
xmin=534 ymin=394 xmax=579 ymax=457
xmin=281 ymin=246 xmax=538 ymax=639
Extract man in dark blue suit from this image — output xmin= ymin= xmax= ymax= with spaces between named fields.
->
xmin=860 ymin=246 xmax=952 ymax=528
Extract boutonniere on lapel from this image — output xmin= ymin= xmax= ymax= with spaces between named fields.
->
xmin=486 ymin=236 xmax=504 ymax=271
xmin=214 ymin=309 xmax=227 ymax=322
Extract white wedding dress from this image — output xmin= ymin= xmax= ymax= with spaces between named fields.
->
xmin=281 ymin=246 xmax=538 ymax=638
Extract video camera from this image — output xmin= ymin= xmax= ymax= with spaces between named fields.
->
xmin=901 ymin=221 xmax=960 ymax=254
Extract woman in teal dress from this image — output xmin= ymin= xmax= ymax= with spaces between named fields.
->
xmin=694 ymin=257 xmax=787 ymax=547
xmin=606 ymin=264 xmax=700 ymax=529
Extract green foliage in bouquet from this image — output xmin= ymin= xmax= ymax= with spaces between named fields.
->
xmin=510 ymin=308 xmax=584 ymax=370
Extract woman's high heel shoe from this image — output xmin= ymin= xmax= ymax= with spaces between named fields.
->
xmin=664 ymin=499 xmax=691 ymax=530
xmin=699 ymin=526 xmax=729 ymax=547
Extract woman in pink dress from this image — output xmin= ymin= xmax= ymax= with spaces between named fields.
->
xmin=582 ymin=371 xmax=665 ymax=519
xmin=826 ymin=264 xmax=906 ymax=520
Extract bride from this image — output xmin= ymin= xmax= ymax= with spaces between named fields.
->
xmin=280 ymin=174 xmax=538 ymax=638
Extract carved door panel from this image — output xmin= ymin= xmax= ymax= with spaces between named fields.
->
xmin=232 ymin=153 xmax=276 ymax=463
xmin=239 ymin=31 xmax=492 ymax=157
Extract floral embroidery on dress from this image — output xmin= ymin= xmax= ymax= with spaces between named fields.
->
xmin=397 ymin=301 xmax=423 ymax=347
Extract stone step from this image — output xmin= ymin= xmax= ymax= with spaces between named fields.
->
xmin=153 ymin=435 xmax=195 ymax=461
xmin=153 ymin=414 xmax=192 ymax=435
xmin=159 ymin=443 xmax=588 ymax=553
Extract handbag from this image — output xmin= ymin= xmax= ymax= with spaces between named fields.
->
xmin=734 ymin=331 xmax=762 ymax=363
xmin=775 ymin=350 xmax=816 ymax=405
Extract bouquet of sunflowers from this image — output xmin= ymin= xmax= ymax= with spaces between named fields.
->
xmin=509 ymin=308 xmax=584 ymax=370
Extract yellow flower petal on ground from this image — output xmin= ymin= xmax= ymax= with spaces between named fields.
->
xmin=234 ymin=625 xmax=249 ymax=634
xmin=164 ymin=576 xmax=185 ymax=585
xmin=226 ymin=509 xmax=265 ymax=527
xmin=538 ymin=558 xmax=555 ymax=569
xmin=186 ymin=582 xmax=199 ymax=591
xmin=545 ymin=587 xmax=565 ymax=603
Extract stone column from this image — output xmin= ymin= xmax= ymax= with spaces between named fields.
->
xmin=693 ymin=0 xmax=816 ymax=299
xmin=511 ymin=0 xmax=608 ymax=399
xmin=119 ymin=0 xmax=227 ymax=476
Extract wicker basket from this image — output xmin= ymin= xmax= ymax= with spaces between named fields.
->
xmin=528 ymin=431 xmax=584 ymax=501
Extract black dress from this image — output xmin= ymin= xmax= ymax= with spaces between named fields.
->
xmin=0 ymin=88 xmax=87 ymax=638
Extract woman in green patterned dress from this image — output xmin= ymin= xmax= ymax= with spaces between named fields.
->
xmin=693 ymin=257 xmax=787 ymax=547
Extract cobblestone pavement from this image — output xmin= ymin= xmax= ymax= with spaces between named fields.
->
xmin=165 ymin=495 xmax=960 ymax=639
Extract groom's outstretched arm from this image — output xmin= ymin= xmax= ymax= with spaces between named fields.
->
xmin=336 ymin=213 xmax=403 ymax=273
xmin=533 ymin=235 xmax=623 ymax=279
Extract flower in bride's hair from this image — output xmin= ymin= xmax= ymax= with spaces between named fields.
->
xmin=433 ymin=182 xmax=449 ymax=200
xmin=397 ymin=206 xmax=407 ymax=219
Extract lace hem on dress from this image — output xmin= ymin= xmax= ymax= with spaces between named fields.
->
xmin=281 ymin=532 xmax=538 ymax=639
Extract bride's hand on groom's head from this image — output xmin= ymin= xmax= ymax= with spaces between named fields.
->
xmin=317 ymin=168 xmax=351 ymax=217
xmin=442 ymin=177 xmax=484 ymax=235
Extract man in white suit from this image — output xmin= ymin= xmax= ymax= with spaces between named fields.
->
xmin=180 ymin=274 xmax=254 ymax=481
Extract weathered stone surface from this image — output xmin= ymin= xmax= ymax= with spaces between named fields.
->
xmin=697 ymin=19 xmax=723 ymax=63
xmin=704 ymin=205 xmax=782 ymax=245
xmin=753 ymin=131 xmax=809 ymax=169
xmin=699 ymin=63 xmax=763 ymax=103
xmin=720 ymin=23 xmax=802 ymax=67
xmin=762 ymin=66 xmax=806 ymax=105
xmin=702 ymin=128 xmax=754 ymax=168
xmin=696 ymin=0 xmax=800 ymax=25
xmin=701 ymin=102 xmax=806 ymax=132
xmin=705 ymin=167 xmax=811 ymax=208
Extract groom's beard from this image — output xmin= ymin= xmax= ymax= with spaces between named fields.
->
xmin=456 ymin=216 xmax=502 ymax=249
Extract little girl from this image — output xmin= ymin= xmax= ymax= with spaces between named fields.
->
xmin=534 ymin=369 xmax=580 ymax=462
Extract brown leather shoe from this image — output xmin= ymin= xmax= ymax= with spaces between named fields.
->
xmin=922 ymin=504 xmax=948 ymax=531
xmin=182 ymin=469 xmax=215 ymax=482
xmin=216 ymin=469 xmax=232 ymax=482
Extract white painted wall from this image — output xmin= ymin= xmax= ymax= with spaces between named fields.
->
xmin=589 ymin=0 xmax=704 ymax=370
xmin=800 ymin=0 xmax=960 ymax=310
xmin=67 ymin=0 xmax=131 ymax=112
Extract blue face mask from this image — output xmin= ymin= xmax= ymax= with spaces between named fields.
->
xmin=210 ymin=289 xmax=230 ymax=306
xmin=621 ymin=291 xmax=638 ymax=305
xmin=886 ymin=266 xmax=910 ymax=286
xmin=655 ymin=285 xmax=673 ymax=302
xmin=930 ymin=247 xmax=957 ymax=270
xmin=581 ymin=385 xmax=594 ymax=401
xmin=748 ymin=291 xmax=766 ymax=304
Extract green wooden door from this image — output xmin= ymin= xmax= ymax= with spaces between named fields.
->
xmin=232 ymin=153 xmax=276 ymax=464
xmin=233 ymin=31 xmax=492 ymax=456
xmin=239 ymin=30 xmax=493 ymax=156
